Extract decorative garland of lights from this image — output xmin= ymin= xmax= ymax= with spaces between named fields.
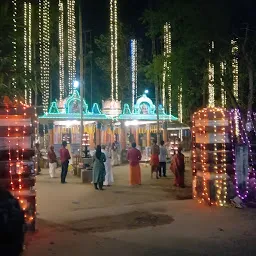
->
xmin=131 ymin=39 xmax=138 ymax=112
xmin=230 ymin=109 xmax=249 ymax=199
xmin=28 ymin=2 xmax=32 ymax=105
xmin=110 ymin=0 xmax=118 ymax=100
xmin=12 ymin=0 xmax=17 ymax=95
xmin=163 ymin=22 xmax=172 ymax=114
xmin=59 ymin=0 xmax=64 ymax=100
xmin=24 ymin=2 xmax=32 ymax=105
xmin=220 ymin=62 xmax=226 ymax=108
xmin=24 ymin=2 xmax=28 ymax=103
xmin=231 ymin=40 xmax=239 ymax=101
xmin=178 ymin=80 xmax=183 ymax=123
xmin=67 ymin=0 xmax=76 ymax=95
xmin=39 ymin=0 xmax=50 ymax=113
xmin=208 ymin=42 xmax=215 ymax=107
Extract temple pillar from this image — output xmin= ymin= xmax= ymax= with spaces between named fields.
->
xmin=135 ymin=128 xmax=139 ymax=146
xmin=120 ymin=122 xmax=126 ymax=150
xmin=95 ymin=123 xmax=101 ymax=146
xmin=146 ymin=125 xmax=151 ymax=147
xmin=48 ymin=122 xmax=54 ymax=146
xmin=163 ymin=122 xmax=168 ymax=142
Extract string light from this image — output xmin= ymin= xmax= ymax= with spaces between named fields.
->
xmin=39 ymin=0 xmax=50 ymax=113
xmin=220 ymin=62 xmax=226 ymax=108
xmin=59 ymin=0 xmax=65 ymax=100
xmin=12 ymin=0 xmax=17 ymax=96
xmin=163 ymin=22 xmax=172 ymax=114
xmin=193 ymin=107 xmax=228 ymax=206
xmin=231 ymin=40 xmax=239 ymax=101
xmin=28 ymin=2 xmax=32 ymax=105
xmin=67 ymin=0 xmax=76 ymax=95
xmin=178 ymin=79 xmax=183 ymax=123
xmin=131 ymin=39 xmax=138 ymax=112
xmin=24 ymin=2 xmax=28 ymax=103
xmin=110 ymin=0 xmax=118 ymax=100
xmin=208 ymin=42 xmax=215 ymax=107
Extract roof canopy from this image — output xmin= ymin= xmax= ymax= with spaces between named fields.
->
xmin=39 ymin=92 xmax=179 ymax=123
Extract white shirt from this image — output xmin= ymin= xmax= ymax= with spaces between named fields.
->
xmin=159 ymin=146 xmax=167 ymax=162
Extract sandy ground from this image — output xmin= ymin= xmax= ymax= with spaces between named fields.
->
xmin=23 ymin=165 xmax=256 ymax=256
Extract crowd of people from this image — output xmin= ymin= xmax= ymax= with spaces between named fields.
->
xmin=44 ymin=139 xmax=185 ymax=189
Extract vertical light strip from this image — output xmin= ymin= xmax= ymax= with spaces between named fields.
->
xmin=208 ymin=41 xmax=215 ymax=107
xmin=59 ymin=0 xmax=64 ymax=100
xmin=28 ymin=2 xmax=32 ymax=105
xmin=231 ymin=40 xmax=239 ymax=101
xmin=163 ymin=22 xmax=172 ymax=115
xmin=110 ymin=0 xmax=114 ymax=100
xmin=131 ymin=39 xmax=137 ymax=112
xmin=24 ymin=2 xmax=28 ymax=103
xmin=220 ymin=62 xmax=226 ymax=108
xmin=39 ymin=0 xmax=50 ymax=113
xmin=178 ymin=80 xmax=183 ymax=123
xmin=12 ymin=0 xmax=17 ymax=96
xmin=67 ymin=0 xmax=76 ymax=95
xmin=114 ymin=0 xmax=118 ymax=100
xmin=110 ymin=0 xmax=118 ymax=100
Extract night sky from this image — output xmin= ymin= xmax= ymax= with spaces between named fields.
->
xmin=82 ymin=0 xmax=149 ymax=37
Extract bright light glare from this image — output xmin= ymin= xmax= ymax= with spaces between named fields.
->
xmin=74 ymin=80 xmax=79 ymax=88
xmin=144 ymin=89 xmax=149 ymax=94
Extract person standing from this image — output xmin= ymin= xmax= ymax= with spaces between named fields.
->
xmin=92 ymin=145 xmax=106 ymax=190
xmin=170 ymin=147 xmax=185 ymax=188
xmin=102 ymin=145 xmax=114 ymax=186
xmin=127 ymin=142 xmax=142 ymax=186
xmin=59 ymin=141 xmax=71 ymax=184
xmin=150 ymin=139 xmax=160 ymax=179
xmin=48 ymin=145 xmax=57 ymax=178
xmin=111 ymin=142 xmax=119 ymax=166
xmin=159 ymin=140 xmax=167 ymax=177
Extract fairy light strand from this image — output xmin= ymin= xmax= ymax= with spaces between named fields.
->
xmin=131 ymin=39 xmax=137 ymax=112
xmin=24 ymin=2 xmax=28 ymax=103
xmin=178 ymin=79 xmax=183 ymax=123
xmin=231 ymin=40 xmax=239 ymax=101
xmin=110 ymin=0 xmax=118 ymax=100
xmin=220 ymin=62 xmax=226 ymax=108
xmin=208 ymin=42 xmax=215 ymax=107
xmin=12 ymin=0 xmax=17 ymax=96
xmin=39 ymin=0 xmax=50 ymax=113
xmin=163 ymin=22 xmax=172 ymax=114
xmin=67 ymin=0 xmax=76 ymax=95
xmin=28 ymin=2 xmax=32 ymax=105
xmin=59 ymin=0 xmax=64 ymax=100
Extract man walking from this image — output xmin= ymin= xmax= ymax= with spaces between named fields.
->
xmin=102 ymin=145 xmax=114 ymax=186
xmin=159 ymin=140 xmax=167 ymax=177
xmin=59 ymin=141 xmax=71 ymax=184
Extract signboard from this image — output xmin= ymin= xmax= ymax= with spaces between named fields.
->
xmin=235 ymin=144 xmax=249 ymax=193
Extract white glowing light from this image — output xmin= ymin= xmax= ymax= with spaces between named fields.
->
xmin=110 ymin=0 xmax=118 ymax=100
xmin=208 ymin=41 xmax=215 ymax=107
xmin=163 ymin=22 xmax=172 ymax=114
xmin=74 ymin=80 xmax=79 ymax=89
xmin=59 ymin=0 xmax=65 ymax=100
xmin=231 ymin=40 xmax=239 ymax=101
xmin=220 ymin=62 xmax=226 ymax=108
xmin=131 ymin=39 xmax=138 ymax=112
xmin=24 ymin=2 xmax=28 ymax=103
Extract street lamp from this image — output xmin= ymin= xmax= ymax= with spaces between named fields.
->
xmin=144 ymin=89 xmax=149 ymax=94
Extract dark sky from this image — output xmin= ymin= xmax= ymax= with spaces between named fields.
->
xmin=82 ymin=0 xmax=149 ymax=37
